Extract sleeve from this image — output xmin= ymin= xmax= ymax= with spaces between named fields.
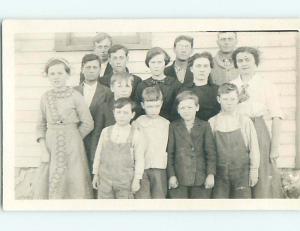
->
xmin=134 ymin=82 xmax=144 ymax=105
xmin=208 ymin=117 xmax=216 ymax=136
xmin=73 ymin=91 xmax=94 ymax=138
xmin=244 ymin=118 xmax=260 ymax=170
xmin=132 ymin=128 xmax=146 ymax=180
xmin=92 ymin=128 xmax=107 ymax=175
xmin=167 ymin=123 xmax=176 ymax=178
xmin=36 ymin=94 xmax=47 ymax=142
xmin=265 ymin=80 xmax=284 ymax=119
xmin=204 ymin=123 xmax=217 ymax=175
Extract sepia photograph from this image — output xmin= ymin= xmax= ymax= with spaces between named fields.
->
xmin=2 ymin=19 xmax=300 ymax=210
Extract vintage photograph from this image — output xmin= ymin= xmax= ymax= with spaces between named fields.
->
xmin=2 ymin=19 xmax=300 ymax=210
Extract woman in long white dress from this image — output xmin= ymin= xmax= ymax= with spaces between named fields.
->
xmin=231 ymin=47 xmax=284 ymax=198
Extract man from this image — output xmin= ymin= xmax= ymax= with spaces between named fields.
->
xmin=210 ymin=32 xmax=239 ymax=86
xmin=100 ymin=44 xmax=141 ymax=99
xmin=74 ymin=54 xmax=112 ymax=175
xmin=164 ymin=35 xmax=194 ymax=84
xmin=80 ymin=32 xmax=113 ymax=83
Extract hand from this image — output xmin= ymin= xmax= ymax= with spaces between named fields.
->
xmin=92 ymin=175 xmax=99 ymax=190
xmin=131 ymin=178 xmax=141 ymax=193
xmin=168 ymin=176 xmax=178 ymax=189
xmin=204 ymin=174 xmax=214 ymax=189
xmin=39 ymin=141 xmax=50 ymax=163
xmin=270 ymin=147 xmax=279 ymax=165
xmin=249 ymin=169 xmax=259 ymax=187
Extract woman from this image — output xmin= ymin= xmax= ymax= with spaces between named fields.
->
xmin=34 ymin=58 xmax=94 ymax=199
xmin=231 ymin=47 xmax=284 ymax=198
xmin=179 ymin=52 xmax=220 ymax=121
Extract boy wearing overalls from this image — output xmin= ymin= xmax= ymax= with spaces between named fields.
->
xmin=92 ymin=98 xmax=146 ymax=199
xmin=209 ymin=83 xmax=260 ymax=198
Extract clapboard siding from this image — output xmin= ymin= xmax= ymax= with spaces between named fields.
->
xmin=15 ymin=32 xmax=298 ymax=168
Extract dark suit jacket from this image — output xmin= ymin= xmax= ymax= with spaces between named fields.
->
xmin=164 ymin=61 xmax=194 ymax=85
xmin=74 ymin=82 xmax=112 ymax=172
xmin=167 ymin=118 xmax=217 ymax=186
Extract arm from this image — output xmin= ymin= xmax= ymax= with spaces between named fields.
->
xmin=270 ymin=117 xmax=281 ymax=162
xmin=204 ymin=123 xmax=217 ymax=176
xmin=36 ymin=95 xmax=47 ymax=142
xmin=73 ymin=92 xmax=94 ymax=138
xmin=246 ymin=118 xmax=260 ymax=170
xmin=167 ymin=124 xmax=176 ymax=178
xmin=132 ymin=128 xmax=146 ymax=180
xmin=92 ymin=128 xmax=107 ymax=175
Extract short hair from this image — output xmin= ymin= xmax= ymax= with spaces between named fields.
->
xmin=108 ymin=44 xmax=129 ymax=57
xmin=188 ymin=52 xmax=214 ymax=68
xmin=175 ymin=91 xmax=199 ymax=109
xmin=145 ymin=47 xmax=170 ymax=67
xmin=93 ymin=32 xmax=113 ymax=45
xmin=217 ymin=31 xmax=238 ymax=39
xmin=174 ymin=35 xmax=194 ymax=48
xmin=81 ymin=53 xmax=101 ymax=69
xmin=141 ymin=86 xmax=163 ymax=102
xmin=232 ymin=46 xmax=260 ymax=68
xmin=217 ymin=83 xmax=239 ymax=97
xmin=113 ymin=97 xmax=136 ymax=112
xmin=44 ymin=58 xmax=71 ymax=75
xmin=110 ymin=72 xmax=134 ymax=88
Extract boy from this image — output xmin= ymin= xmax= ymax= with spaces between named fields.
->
xmin=90 ymin=73 xmax=142 ymax=159
xmin=92 ymin=98 xmax=146 ymax=199
xmin=209 ymin=83 xmax=260 ymax=198
xmin=134 ymin=86 xmax=170 ymax=198
xmin=167 ymin=91 xmax=216 ymax=198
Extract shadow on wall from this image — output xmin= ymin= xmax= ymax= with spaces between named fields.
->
xmin=15 ymin=168 xmax=300 ymax=199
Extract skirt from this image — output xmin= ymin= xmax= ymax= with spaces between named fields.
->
xmin=251 ymin=117 xmax=284 ymax=198
xmin=33 ymin=124 xmax=93 ymax=199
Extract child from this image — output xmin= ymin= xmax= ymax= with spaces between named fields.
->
xmin=135 ymin=47 xmax=181 ymax=121
xmin=90 ymin=73 xmax=142 ymax=155
xmin=34 ymin=58 xmax=94 ymax=199
xmin=134 ymin=86 xmax=170 ymax=199
xmin=209 ymin=83 xmax=260 ymax=199
xmin=179 ymin=52 xmax=220 ymax=121
xmin=92 ymin=98 xmax=146 ymax=199
xmin=167 ymin=91 xmax=216 ymax=198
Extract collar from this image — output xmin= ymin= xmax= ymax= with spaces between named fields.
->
xmin=83 ymin=81 xmax=98 ymax=90
xmin=146 ymin=76 xmax=172 ymax=86
xmin=214 ymin=51 xmax=235 ymax=69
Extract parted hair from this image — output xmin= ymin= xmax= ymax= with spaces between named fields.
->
xmin=81 ymin=53 xmax=101 ymax=69
xmin=92 ymin=32 xmax=113 ymax=45
xmin=232 ymin=46 xmax=260 ymax=68
xmin=141 ymin=86 xmax=163 ymax=102
xmin=217 ymin=83 xmax=239 ymax=97
xmin=108 ymin=44 xmax=129 ymax=57
xmin=110 ymin=72 xmax=134 ymax=88
xmin=174 ymin=35 xmax=194 ymax=48
xmin=145 ymin=47 xmax=170 ymax=67
xmin=188 ymin=52 xmax=214 ymax=68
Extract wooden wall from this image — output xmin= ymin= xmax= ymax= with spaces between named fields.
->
xmin=14 ymin=31 xmax=297 ymax=168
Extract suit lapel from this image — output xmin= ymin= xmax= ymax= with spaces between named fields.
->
xmin=176 ymin=120 xmax=194 ymax=146
xmin=89 ymin=82 xmax=103 ymax=113
xmin=104 ymin=63 xmax=113 ymax=77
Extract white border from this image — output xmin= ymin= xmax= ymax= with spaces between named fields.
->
xmin=3 ymin=19 xmax=300 ymax=211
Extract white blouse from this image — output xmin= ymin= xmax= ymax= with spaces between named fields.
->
xmin=231 ymin=74 xmax=284 ymax=120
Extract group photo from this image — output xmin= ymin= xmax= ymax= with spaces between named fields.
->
xmin=8 ymin=24 xmax=299 ymax=205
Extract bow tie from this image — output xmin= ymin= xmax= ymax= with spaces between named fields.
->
xmin=150 ymin=78 xmax=165 ymax=84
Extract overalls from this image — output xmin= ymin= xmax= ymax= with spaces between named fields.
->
xmin=213 ymin=122 xmax=251 ymax=199
xmin=98 ymin=127 xmax=135 ymax=199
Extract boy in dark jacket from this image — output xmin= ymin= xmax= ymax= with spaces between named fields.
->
xmin=167 ymin=90 xmax=217 ymax=198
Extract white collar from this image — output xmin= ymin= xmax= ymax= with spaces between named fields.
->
xmin=83 ymin=81 xmax=98 ymax=90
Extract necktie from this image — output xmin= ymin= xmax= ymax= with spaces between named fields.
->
xmin=239 ymin=84 xmax=250 ymax=103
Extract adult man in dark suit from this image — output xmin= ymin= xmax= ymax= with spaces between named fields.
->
xmin=74 ymin=54 xmax=112 ymax=175
xmin=164 ymin=35 xmax=194 ymax=85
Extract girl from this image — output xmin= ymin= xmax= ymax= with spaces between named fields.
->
xmin=34 ymin=58 xmax=94 ymax=199
xmin=179 ymin=52 xmax=220 ymax=121
xmin=135 ymin=47 xmax=181 ymax=121
xmin=231 ymin=47 xmax=284 ymax=198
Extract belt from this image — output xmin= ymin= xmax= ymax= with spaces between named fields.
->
xmin=47 ymin=123 xmax=78 ymax=129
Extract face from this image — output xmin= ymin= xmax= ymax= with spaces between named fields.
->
xmin=82 ymin=60 xmax=100 ymax=82
xmin=111 ymin=80 xmax=133 ymax=99
xmin=217 ymin=91 xmax=239 ymax=113
xmin=236 ymin=52 xmax=257 ymax=76
xmin=113 ymin=104 xmax=135 ymax=126
xmin=148 ymin=54 xmax=166 ymax=76
xmin=190 ymin=57 xmax=211 ymax=84
xmin=47 ymin=64 xmax=69 ymax=88
xmin=142 ymin=100 xmax=163 ymax=117
xmin=217 ymin=32 xmax=237 ymax=53
xmin=94 ymin=38 xmax=112 ymax=62
xmin=109 ymin=49 xmax=128 ymax=73
xmin=174 ymin=40 xmax=193 ymax=61
xmin=177 ymin=99 xmax=199 ymax=122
